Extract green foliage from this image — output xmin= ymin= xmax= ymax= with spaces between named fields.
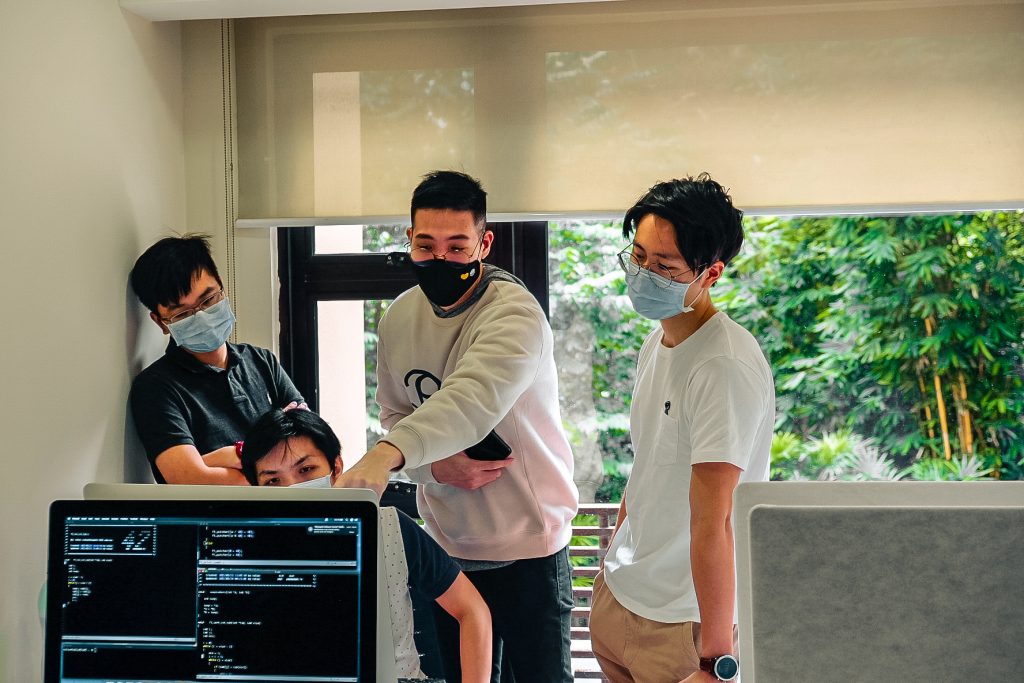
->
xmin=719 ymin=212 xmax=1024 ymax=479
xmin=770 ymin=431 xmax=804 ymax=479
xmin=901 ymin=454 xmax=993 ymax=481
xmin=549 ymin=221 xmax=649 ymax=500
xmin=363 ymin=226 xmax=407 ymax=449
xmin=568 ymin=513 xmax=600 ymax=587
xmin=361 ymin=214 xmax=1024 ymax=482
xmin=550 ymin=221 xmax=655 ymax=418
xmin=594 ymin=460 xmax=629 ymax=503
xmin=770 ymin=429 xmax=905 ymax=481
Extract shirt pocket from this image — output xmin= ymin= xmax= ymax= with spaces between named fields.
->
xmin=653 ymin=413 xmax=680 ymax=466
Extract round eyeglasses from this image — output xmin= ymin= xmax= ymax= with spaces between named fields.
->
xmin=161 ymin=289 xmax=226 ymax=324
xmin=617 ymin=246 xmax=698 ymax=289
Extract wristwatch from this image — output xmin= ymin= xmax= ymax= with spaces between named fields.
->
xmin=699 ymin=654 xmax=739 ymax=681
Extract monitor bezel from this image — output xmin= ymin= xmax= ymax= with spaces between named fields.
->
xmin=45 ymin=496 xmax=379 ymax=683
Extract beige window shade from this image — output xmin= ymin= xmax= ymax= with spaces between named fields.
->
xmin=234 ymin=0 xmax=1024 ymax=222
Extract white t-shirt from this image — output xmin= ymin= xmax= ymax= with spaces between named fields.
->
xmin=604 ymin=312 xmax=774 ymax=623
xmin=379 ymin=506 xmax=424 ymax=678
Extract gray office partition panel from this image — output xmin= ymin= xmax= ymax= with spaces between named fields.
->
xmin=734 ymin=482 xmax=1024 ymax=683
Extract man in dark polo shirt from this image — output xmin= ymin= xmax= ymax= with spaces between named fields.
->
xmin=129 ymin=234 xmax=305 ymax=484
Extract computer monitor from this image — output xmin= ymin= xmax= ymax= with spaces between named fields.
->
xmin=734 ymin=481 xmax=1024 ymax=682
xmin=45 ymin=484 xmax=391 ymax=683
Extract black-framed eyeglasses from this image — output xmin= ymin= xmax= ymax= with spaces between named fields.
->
xmin=617 ymin=245 xmax=694 ymax=289
xmin=161 ymin=289 xmax=226 ymax=324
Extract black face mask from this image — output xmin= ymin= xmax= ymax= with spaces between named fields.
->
xmin=412 ymin=258 xmax=482 ymax=307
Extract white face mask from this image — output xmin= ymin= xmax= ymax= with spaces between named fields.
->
xmin=625 ymin=267 xmax=705 ymax=320
xmin=289 ymin=474 xmax=333 ymax=489
xmin=166 ymin=298 xmax=236 ymax=353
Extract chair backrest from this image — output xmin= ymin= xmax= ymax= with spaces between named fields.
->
xmin=734 ymin=481 xmax=1024 ymax=682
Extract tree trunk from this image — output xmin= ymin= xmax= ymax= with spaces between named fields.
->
xmin=550 ymin=300 xmax=604 ymax=503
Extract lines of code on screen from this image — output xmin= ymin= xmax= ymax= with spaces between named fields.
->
xmin=57 ymin=516 xmax=363 ymax=683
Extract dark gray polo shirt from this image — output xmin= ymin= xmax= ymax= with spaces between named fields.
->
xmin=129 ymin=340 xmax=303 ymax=483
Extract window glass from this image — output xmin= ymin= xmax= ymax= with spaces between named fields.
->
xmin=313 ymin=226 xmax=406 ymax=468
xmin=548 ymin=221 xmax=651 ymax=503
xmin=549 ymin=212 xmax=1024 ymax=503
xmin=314 ymin=225 xmax=405 ymax=255
xmin=305 ymin=212 xmax=1024 ymax=493
xmin=316 ymin=299 xmax=393 ymax=469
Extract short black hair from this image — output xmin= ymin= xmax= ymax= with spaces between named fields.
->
xmin=129 ymin=234 xmax=222 ymax=314
xmin=410 ymin=170 xmax=487 ymax=228
xmin=622 ymin=173 xmax=744 ymax=271
xmin=240 ymin=409 xmax=342 ymax=486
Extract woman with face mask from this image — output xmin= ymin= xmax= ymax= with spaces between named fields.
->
xmin=590 ymin=174 xmax=776 ymax=683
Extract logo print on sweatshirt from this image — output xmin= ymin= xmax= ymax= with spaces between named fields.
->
xmin=404 ymin=369 xmax=442 ymax=405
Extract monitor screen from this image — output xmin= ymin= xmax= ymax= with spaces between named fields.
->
xmin=45 ymin=498 xmax=378 ymax=683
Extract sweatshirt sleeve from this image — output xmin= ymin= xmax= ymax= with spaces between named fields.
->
xmin=403 ymin=462 xmax=439 ymax=485
xmin=374 ymin=326 xmax=412 ymax=433
xmin=375 ymin=302 xmax=433 ymax=481
xmin=383 ymin=290 xmax=549 ymax=471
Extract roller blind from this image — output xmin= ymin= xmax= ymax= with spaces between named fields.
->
xmin=233 ymin=0 xmax=1024 ymax=222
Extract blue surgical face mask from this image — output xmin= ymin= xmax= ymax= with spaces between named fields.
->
xmin=289 ymin=474 xmax=333 ymax=488
xmin=625 ymin=268 xmax=705 ymax=320
xmin=166 ymin=298 xmax=236 ymax=353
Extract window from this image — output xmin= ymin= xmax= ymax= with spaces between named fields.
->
xmin=277 ymin=223 xmax=547 ymax=469
xmin=546 ymin=212 xmax=1024 ymax=499
xmin=280 ymin=211 xmax=1024 ymax=488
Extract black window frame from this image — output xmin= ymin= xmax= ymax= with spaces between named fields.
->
xmin=277 ymin=222 xmax=549 ymax=411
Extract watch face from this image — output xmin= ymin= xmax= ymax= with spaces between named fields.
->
xmin=715 ymin=655 xmax=739 ymax=680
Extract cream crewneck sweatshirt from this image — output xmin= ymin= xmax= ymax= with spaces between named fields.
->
xmin=376 ymin=276 xmax=579 ymax=561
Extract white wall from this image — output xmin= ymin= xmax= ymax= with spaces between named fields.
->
xmin=180 ymin=19 xmax=280 ymax=351
xmin=0 ymin=2 xmax=186 ymax=679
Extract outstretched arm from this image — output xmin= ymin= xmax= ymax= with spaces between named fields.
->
xmin=434 ymin=573 xmax=492 ymax=683
xmin=381 ymin=295 xmax=549 ymax=472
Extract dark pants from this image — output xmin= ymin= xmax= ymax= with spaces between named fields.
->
xmin=432 ymin=546 xmax=574 ymax=683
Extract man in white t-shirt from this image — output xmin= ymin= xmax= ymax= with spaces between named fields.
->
xmin=590 ymin=174 xmax=775 ymax=683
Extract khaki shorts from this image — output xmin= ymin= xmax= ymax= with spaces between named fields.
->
xmin=590 ymin=571 xmax=737 ymax=683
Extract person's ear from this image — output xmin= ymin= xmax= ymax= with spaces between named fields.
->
xmin=150 ymin=311 xmax=170 ymax=335
xmin=406 ymin=226 xmax=414 ymax=242
xmin=702 ymin=261 xmax=725 ymax=288
xmin=330 ymin=454 xmax=344 ymax=484
xmin=479 ymin=228 xmax=494 ymax=261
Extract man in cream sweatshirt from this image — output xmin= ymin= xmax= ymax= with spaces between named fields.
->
xmin=337 ymin=170 xmax=579 ymax=682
